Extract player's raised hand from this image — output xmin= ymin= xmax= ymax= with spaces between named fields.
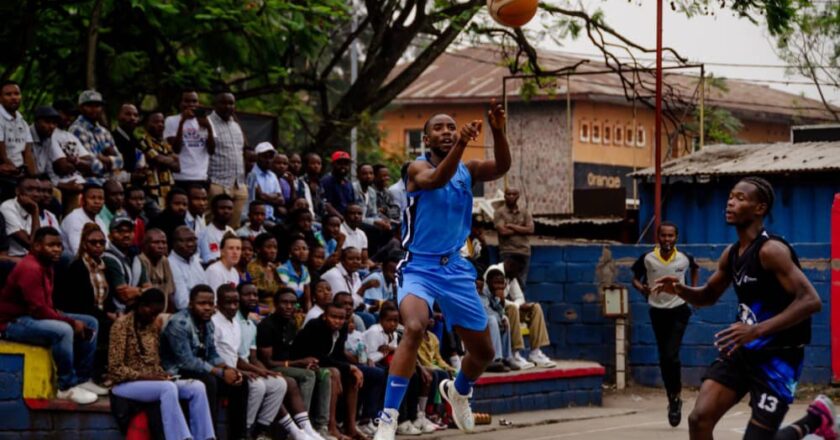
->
xmin=458 ymin=120 xmax=481 ymax=147
xmin=488 ymin=99 xmax=506 ymax=131
xmin=652 ymin=275 xmax=682 ymax=296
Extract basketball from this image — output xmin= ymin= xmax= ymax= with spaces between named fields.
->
xmin=487 ymin=0 xmax=538 ymax=28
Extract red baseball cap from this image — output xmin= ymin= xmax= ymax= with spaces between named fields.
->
xmin=331 ymin=150 xmax=351 ymax=162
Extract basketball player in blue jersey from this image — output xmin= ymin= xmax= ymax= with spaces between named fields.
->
xmin=655 ymin=177 xmax=837 ymax=440
xmin=372 ymin=103 xmax=511 ymax=440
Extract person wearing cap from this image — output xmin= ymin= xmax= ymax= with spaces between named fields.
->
xmin=0 ymin=80 xmax=36 ymax=199
xmin=208 ymin=91 xmax=248 ymax=228
xmin=247 ymin=142 xmax=285 ymax=221
xmin=321 ymin=150 xmax=355 ymax=219
xmin=165 ymin=89 xmax=215 ymax=188
xmin=29 ymin=106 xmax=62 ymax=176
xmin=68 ymin=90 xmax=123 ymax=181
xmin=102 ymin=214 xmax=150 ymax=315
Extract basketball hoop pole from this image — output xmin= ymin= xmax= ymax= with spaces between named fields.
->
xmin=654 ymin=0 xmax=663 ymax=239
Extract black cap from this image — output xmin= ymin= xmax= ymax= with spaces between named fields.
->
xmin=34 ymin=106 xmax=60 ymax=120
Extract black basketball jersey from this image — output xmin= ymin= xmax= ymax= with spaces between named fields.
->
xmin=727 ymin=230 xmax=811 ymax=350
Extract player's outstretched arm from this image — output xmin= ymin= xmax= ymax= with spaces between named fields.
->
xmin=653 ymin=246 xmax=732 ymax=307
xmin=467 ymin=101 xmax=512 ymax=183
xmin=409 ymin=121 xmax=479 ymax=192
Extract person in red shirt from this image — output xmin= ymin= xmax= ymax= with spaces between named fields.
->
xmin=0 ymin=226 xmax=107 ymax=404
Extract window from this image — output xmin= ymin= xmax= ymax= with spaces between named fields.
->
xmin=625 ymin=124 xmax=635 ymax=146
xmin=636 ymin=125 xmax=646 ymax=148
xmin=614 ymin=125 xmax=623 ymax=145
xmin=603 ymin=123 xmax=612 ymax=144
xmin=580 ymin=121 xmax=590 ymax=142
xmin=592 ymin=122 xmax=601 ymax=144
xmin=405 ymin=129 xmax=424 ymax=158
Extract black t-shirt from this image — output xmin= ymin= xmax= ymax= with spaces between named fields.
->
xmin=0 ymin=214 xmax=9 ymax=253
xmin=256 ymin=313 xmax=298 ymax=361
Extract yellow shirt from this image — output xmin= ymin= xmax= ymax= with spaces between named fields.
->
xmin=417 ymin=331 xmax=455 ymax=373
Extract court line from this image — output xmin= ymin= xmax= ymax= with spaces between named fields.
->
xmin=523 ymin=411 xmax=747 ymax=440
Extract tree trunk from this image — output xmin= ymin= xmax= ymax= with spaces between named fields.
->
xmin=85 ymin=0 xmax=104 ymax=90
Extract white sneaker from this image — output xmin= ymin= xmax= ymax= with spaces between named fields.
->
xmin=313 ymin=427 xmax=334 ymax=440
xmin=397 ymin=420 xmax=422 ymax=435
xmin=439 ymin=379 xmax=475 ymax=432
xmin=510 ymin=354 xmax=535 ymax=370
xmin=56 ymin=385 xmax=98 ymax=405
xmin=413 ymin=414 xmax=439 ymax=433
xmin=373 ymin=408 xmax=399 ymax=440
xmin=528 ymin=351 xmax=557 ymax=368
xmin=357 ymin=421 xmax=376 ymax=436
xmin=77 ymin=380 xmax=109 ymax=396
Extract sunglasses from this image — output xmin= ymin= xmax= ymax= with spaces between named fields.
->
xmin=86 ymin=239 xmax=107 ymax=246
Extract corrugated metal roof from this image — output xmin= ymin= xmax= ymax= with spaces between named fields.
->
xmin=535 ymin=216 xmax=624 ymax=227
xmin=390 ymin=46 xmax=836 ymax=122
xmin=630 ymin=141 xmax=840 ymax=177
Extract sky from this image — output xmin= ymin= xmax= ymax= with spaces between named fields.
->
xmin=525 ymin=0 xmax=839 ymax=109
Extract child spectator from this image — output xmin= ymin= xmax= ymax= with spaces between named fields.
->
xmin=303 ymin=280 xmax=332 ymax=327
xmin=315 ymin=214 xmax=344 ymax=267
xmin=321 ymin=247 xmax=377 ymax=328
xmin=237 ymin=200 xmax=268 ymax=240
xmin=481 ymin=268 xmax=516 ymax=372
xmin=271 ymin=153 xmax=294 ymax=208
xmin=108 ymin=288 xmax=214 ymax=440
xmin=248 ymin=233 xmax=281 ymax=315
xmin=277 ymin=236 xmax=311 ymax=311
xmin=360 ymin=256 xmax=398 ymax=310
xmin=275 ymin=208 xmax=317 ymax=262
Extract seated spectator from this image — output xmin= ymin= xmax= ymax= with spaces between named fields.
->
xmin=236 ymin=201 xmax=268 ymax=240
xmin=340 ymin=204 xmax=369 ymax=263
xmin=344 ymin=315 xmax=385 ymax=437
xmin=332 ymin=291 xmax=367 ymax=343
xmin=198 ymin=194 xmax=235 ymax=264
xmin=275 ymin=207 xmax=317 ymax=262
xmin=213 ymin=284 xmax=288 ymax=439
xmin=97 ymin=179 xmax=126 ymax=234
xmin=205 ymin=233 xmax=241 ymax=293
xmin=237 ymin=283 xmax=324 ymax=440
xmin=418 ymin=319 xmax=456 ymax=375
xmin=0 ymin=208 xmax=22 ymax=272
xmin=236 ymin=237 xmax=254 ymax=285
xmin=34 ymin=177 xmax=61 ymax=230
xmin=44 ymin=111 xmax=96 ymax=214
xmin=103 ymin=216 xmax=150 ymax=313
xmin=303 ymin=280 xmax=332 ymax=327
xmin=0 ymin=227 xmax=106 ymax=404
xmin=292 ymin=304 xmax=367 ymax=440
xmin=360 ymin=256 xmax=398 ymax=308
xmin=480 ymin=269 xmax=514 ymax=373
xmin=387 ymin=163 xmax=409 ymax=214
xmin=352 ymin=163 xmax=387 ymax=232
xmin=123 ymin=186 xmax=147 ymax=248
xmin=295 ymin=152 xmax=325 ymax=222
xmin=257 ymin=289 xmax=332 ymax=439
xmin=168 ymin=226 xmax=204 ymax=311
xmin=307 ymin=244 xmax=327 ymax=285
xmin=60 ymin=183 xmax=107 ymax=256
xmin=68 ymin=90 xmax=123 ymax=181
xmin=185 ymin=184 xmax=208 ymax=236
xmin=1 ymin=176 xmax=42 ymax=258
xmin=139 ymin=229 xmax=175 ymax=310
xmin=320 ymin=150 xmax=354 ymax=219
xmin=315 ymin=214 xmax=344 ymax=268
xmin=486 ymin=256 xmax=556 ymax=368
xmin=248 ymin=233 xmax=281 ymax=314
xmin=108 ymin=288 xmax=214 ymax=440
xmin=146 ymin=186 xmax=188 ymax=243
xmin=137 ymin=111 xmax=179 ymax=212
xmin=30 ymin=106 xmax=61 ymax=178
xmin=363 ymin=304 xmax=398 ymax=368
xmin=160 ymin=284 xmax=249 ymax=439
xmin=321 ymin=247 xmax=377 ymax=328
xmin=277 ymin=236 xmax=311 ymax=311
xmin=247 ymin=142 xmax=285 ymax=221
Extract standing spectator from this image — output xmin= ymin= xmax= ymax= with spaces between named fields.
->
xmin=138 ymin=111 xmax=179 ymax=211
xmin=185 ymin=185 xmax=209 ymax=236
xmin=146 ymin=186 xmax=188 ymax=243
xmin=139 ymin=228 xmax=175 ymax=309
xmin=61 ymin=183 xmax=108 ymax=256
xmin=112 ymin=103 xmax=144 ymax=177
xmin=165 ymin=90 xmax=215 ymax=188
xmin=247 ymin=142 xmax=285 ymax=221
xmin=320 ymin=247 xmax=377 ymax=328
xmin=387 ymin=163 xmax=409 ymax=214
xmin=124 ymin=186 xmax=147 ymax=248
xmin=198 ymin=194 xmax=236 ymax=264
xmin=288 ymin=153 xmax=303 ymax=178
xmin=108 ymin=288 xmax=215 ymax=440
xmin=103 ymin=216 xmax=150 ymax=313
xmin=69 ymin=90 xmax=123 ymax=181
xmin=353 ymin=163 xmax=388 ymax=231
xmin=296 ymin=152 xmax=325 ymax=222
xmin=248 ymin=233 xmax=281 ymax=314
xmin=208 ymin=92 xmax=248 ymax=228
xmin=493 ymin=187 xmax=534 ymax=287
xmin=277 ymin=237 xmax=311 ymax=310
xmin=97 ymin=179 xmax=126 ymax=234
xmin=631 ymin=221 xmax=698 ymax=426
xmin=168 ymin=226 xmax=205 ymax=311
xmin=1 ymin=176 xmax=42 ymax=258
xmin=0 ymin=80 xmax=35 ymax=199
xmin=321 ymin=150 xmax=354 ymax=219
xmin=271 ymin=153 xmax=294 ymax=212
xmin=205 ymin=234 xmax=241 ymax=293
xmin=236 ymin=201 xmax=268 ymax=240
xmin=160 ymin=284 xmax=249 ymax=440
xmin=340 ymin=204 xmax=369 ymax=264
xmin=373 ymin=164 xmax=400 ymax=226
xmin=0 ymin=227 xmax=106 ymax=404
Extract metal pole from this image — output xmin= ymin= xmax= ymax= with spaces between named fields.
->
xmin=699 ymin=64 xmax=705 ymax=151
xmin=654 ymin=0 xmax=663 ymax=238
xmin=567 ymin=74 xmax=574 ymax=215
xmin=350 ymin=5 xmax=359 ymax=176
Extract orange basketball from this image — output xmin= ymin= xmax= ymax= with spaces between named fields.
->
xmin=487 ymin=0 xmax=538 ymax=28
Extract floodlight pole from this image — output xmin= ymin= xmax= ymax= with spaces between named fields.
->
xmin=654 ymin=0 xmax=663 ymax=238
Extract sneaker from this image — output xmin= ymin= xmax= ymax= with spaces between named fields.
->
xmin=807 ymin=395 xmax=838 ymax=440
xmin=449 ymin=355 xmax=462 ymax=371
xmin=397 ymin=421 xmax=422 ymax=435
xmin=510 ymin=354 xmax=535 ymax=370
xmin=413 ymin=413 xmax=439 ymax=433
xmin=439 ymin=379 xmax=475 ymax=433
xmin=56 ymin=385 xmax=98 ymax=405
xmin=357 ymin=421 xmax=376 ymax=436
xmin=373 ymin=409 xmax=399 ymax=440
xmin=486 ymin=360 xmax=510 ymax=373
xmin=667 ymin=396 xmax=682 ymax=427
xmin=528 ymin=351 xmax=556 ymax=368
xmin=314 ymin=427 xmax=335 ymax=440
xmin=77 ymin=380 xmax=109 ymax=396
xmin=502 ymin=358 xmax=521 ymax=371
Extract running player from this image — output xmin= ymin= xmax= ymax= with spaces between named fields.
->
xmin=654 ymin=177 xmax=837 ymax=440
xmin=373 ymin=103 xmax=511 ymax=440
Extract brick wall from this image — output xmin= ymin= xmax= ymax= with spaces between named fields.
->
xmin=518 ymin=243 xmax=833 ymax=387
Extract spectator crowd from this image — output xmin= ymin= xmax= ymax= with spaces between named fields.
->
xmin=0 ymin=81 xmax=555 ymax=440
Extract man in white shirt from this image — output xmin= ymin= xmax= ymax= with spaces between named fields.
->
xmin=0 ymin=176 xmax=41 ymax=257
xmin=207 ymin=92 xmax=248 ymax=228
xmin=212 ymin=284 xmax=288 ymax=438
xmin=165 ymin=90 xmax=215 ymax=187
xmin=60 ymin=183 xmax=108 ymax=256
xmin=199 ymin=194 xmax=236 ymax=264
xmin=0 ymin=81 xmax=35 ymax=180
xmin=205 ymin=234 xmax=241 ymax=293
xmin=168 ymin=226 xmax=205 ymax=310
xmin=320 ymin=247 xmax=378 ymax=328
xmin=340 ymin=204 xmax=369 ymax=267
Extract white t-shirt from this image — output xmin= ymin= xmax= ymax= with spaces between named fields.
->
xmin=340 ymin=223 xmax=368 ymax=251
xmin=49 ymin=129 xmax=88 ymax=185
xmin=364 ymin=323 xmax=398 ymax=364
xmin=60 ymin=207 xmax=108 ymax=257
xmin=0 ymin=106 xmax=32 ymax=168
xmin=164 ymin=115 xmax=214 ymax=181
xmin=303 ymin=304 xmax=324 ymax=327
xmin=212 ymin=312 xmax=242 ymax=368
xmin=205 ymin=260 xmax=239 ymax=293
xmin=0 ymin=198 xmax=32 ymax=257
xmin=321 ymin=263 xmax=363 ymax=309
xmin=198 ymin=223 xmax=235 ymax=264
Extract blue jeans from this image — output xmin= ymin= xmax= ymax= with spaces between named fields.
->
xmin=356 ymin=311 xmax=376 ymax=329
xmin=112 ymin=379 xmax=215 ymax=440
xmin=4 ymin=313 xmax=97 ymax=390
xmin=487 ymin=313 xmax=511 ymax=361
xmin=357 ymin=365 xmax=386 ymax=420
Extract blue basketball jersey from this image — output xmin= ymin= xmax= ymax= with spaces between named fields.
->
xmin=401 ymin=156 xmax=473 ymax=257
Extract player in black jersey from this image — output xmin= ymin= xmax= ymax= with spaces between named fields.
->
xmin=654 ymin=177 xmax=837 ymax=440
